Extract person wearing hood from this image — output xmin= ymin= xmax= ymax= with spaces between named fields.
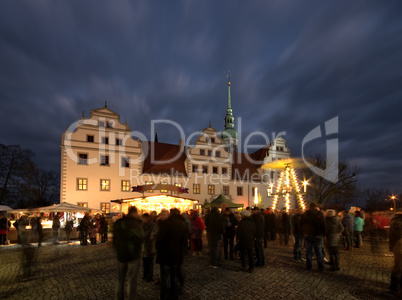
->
xmin=325 ymin=210 xmax=344 ymax=271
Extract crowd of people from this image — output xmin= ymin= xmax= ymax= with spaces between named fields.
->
xmin=112 ymin=203 xmax=400 ymax=299
xmin=1 ymin=203 xmax=401 ymax=297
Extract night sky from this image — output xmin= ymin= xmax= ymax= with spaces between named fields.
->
xmin=0 ymin=1 xmax=401 ymax=193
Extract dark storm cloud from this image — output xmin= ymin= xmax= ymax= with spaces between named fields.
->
xmin=0 ymin=0 xmax=401 ymax=191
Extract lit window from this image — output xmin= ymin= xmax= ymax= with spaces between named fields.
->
xmin=175 ymin=183 xmax=182 ymax=187
xmin=102 ymin=137 xmax=109 ymax=144
xmin=78 ymin=153 xmax=88 ymax=165
xmin=121 ymin=180 xmax=130 ymax=192
xmin=121 ymin=157 xmax=130 ymax=168
xmin=208 ymin=185 xmax=215 ymax=195
xmin=161 ymin=183 xmax=168 ymax=193
xmin=100 ymin=179 xmax=110 ymax=191
xmin=222 ymin=167 xmax=227 ymax=175
xmin=193 ymin=184 xmax=200 ymax=194
xmin=101 ymin=155 xmax=109 ymax=166
xmin=237 ymin=187 xmax=243 ymax=196
xmin=146 ymin=181 xmax=153 ymax=193
xmin=101 ymin=203 xmax=110 ymax=214
xmin=77 ymin=178 xmax=88 ymax=190
xmin=77 ymin=202 xmax=88 ymax=208
xmin=223 ymin=186 xmax=229 ymax=195
xmin=87 ymin=135 xmax=94 ymax=143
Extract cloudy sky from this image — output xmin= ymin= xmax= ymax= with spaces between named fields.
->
xmin=0 ymin=0 xmax=401 ymax=193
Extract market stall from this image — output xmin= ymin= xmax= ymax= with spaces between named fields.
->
xmin=112 ymin=194 xmax=198 ymax=215
xmin=7 ymin=202 xmax=101 ymax=243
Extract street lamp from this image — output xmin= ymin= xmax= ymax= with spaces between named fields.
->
xmin=392 ymin=195 xmax=396 ymax=211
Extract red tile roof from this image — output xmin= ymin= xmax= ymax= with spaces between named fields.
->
xmin=142 ymin=142 xmax=187 ymax=176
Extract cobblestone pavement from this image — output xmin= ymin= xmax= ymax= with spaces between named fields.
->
xmin=0 ymin=237 xmax=397 ymax=300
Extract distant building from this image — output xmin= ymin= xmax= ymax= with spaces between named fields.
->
xmin=60 ymin=79 xmax=291 ymax=214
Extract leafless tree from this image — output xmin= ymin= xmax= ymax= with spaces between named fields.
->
xmin=302 ymin=154 xmax=358 ymax=207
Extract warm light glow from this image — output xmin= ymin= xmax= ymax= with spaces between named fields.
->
xmin=254 ymin=187 xmax=258 ymax=204
xmin=270 ymin=166 xmax=306 ymax=210
xmin=122 ymin=195 xmax=196 ymax=213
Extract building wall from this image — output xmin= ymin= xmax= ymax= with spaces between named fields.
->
xmin=61 ymin=107 xmax=293 ymax=213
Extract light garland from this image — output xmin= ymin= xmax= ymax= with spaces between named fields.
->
xmin=270 ymin=165 xmax=306 ymax=211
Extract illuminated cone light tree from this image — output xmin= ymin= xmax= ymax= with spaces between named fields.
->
xmin=263 ymin=158 xmax=307 ymax=211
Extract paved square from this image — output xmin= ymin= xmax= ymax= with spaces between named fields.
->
xmin=0 ymin=237 xmax=396 ymax=299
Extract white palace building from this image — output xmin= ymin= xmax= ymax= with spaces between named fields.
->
xmin=60 ymin=79 xmax=291 ymax=214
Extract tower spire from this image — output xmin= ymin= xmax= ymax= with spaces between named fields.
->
xmin=224 ymin=71 xmax=234 ymax=129
xmin=221 ymin=72 xmax=238 ymax=150
xmin=227 ymin=71 xmax=231 ymax=109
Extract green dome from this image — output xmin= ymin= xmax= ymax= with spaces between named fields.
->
xmin=222 ymin=128 xmax=238 ymax=140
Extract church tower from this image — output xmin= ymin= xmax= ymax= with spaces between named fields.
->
xmin=221 ymin=73 xmax=238 ymax=151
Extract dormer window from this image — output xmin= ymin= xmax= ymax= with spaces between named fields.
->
xmin=211 ymin=138 xmax=215 ymax=143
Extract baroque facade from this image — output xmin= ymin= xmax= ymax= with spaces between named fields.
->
xmin=60 ymin=81 xmax=291 ymax=214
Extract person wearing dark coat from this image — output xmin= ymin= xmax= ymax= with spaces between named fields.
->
xmin=99 ymin=214 xmax=109 ymax=243
xmin=291 ymin=209 xmax=303 ymax=262
xmin=252 ymin=207 xmax=265 ymax=267
xmin=52 ymin=213 xmax=61 ymax=244
xmin=268 ymin=208 xmax=277 ymax=240
xmin=262 ymin=208 xmax=271 ymax=248
xmin=36 ymin=213 xmax=44 ymax=247
xmin=389 ymin=211 xmax=402 ymax=296
xmin=325 ymin=210 xmax=344 ymax=271
xmin=156 ymin=208 xmax=187 ymax=300
xmin=64 ymin=219 xmax=74 ymax=243
xmin=113 ymin=206 xmax=144 ymax=300
xmin=142 ymin=213 xmax=157 ymax=282
xmin=236 ymin=210 xmax=257 ymax=273
xmin=79 ymin=213 xmax=91 ymax=245
xmin=341 ymin=211 xmax=354 ymax=251
xmin=205 ymin=207 xmax=225 ymax=268
xmin=223 ymin=208 xmax=238 ymax=260
xmin=0 ymin=213 xmax=11 ymax=245
xmin=300 ymin=202 xmax=326 ymax=272
xmin=280 ymin=208 xmax=291 ymax=246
